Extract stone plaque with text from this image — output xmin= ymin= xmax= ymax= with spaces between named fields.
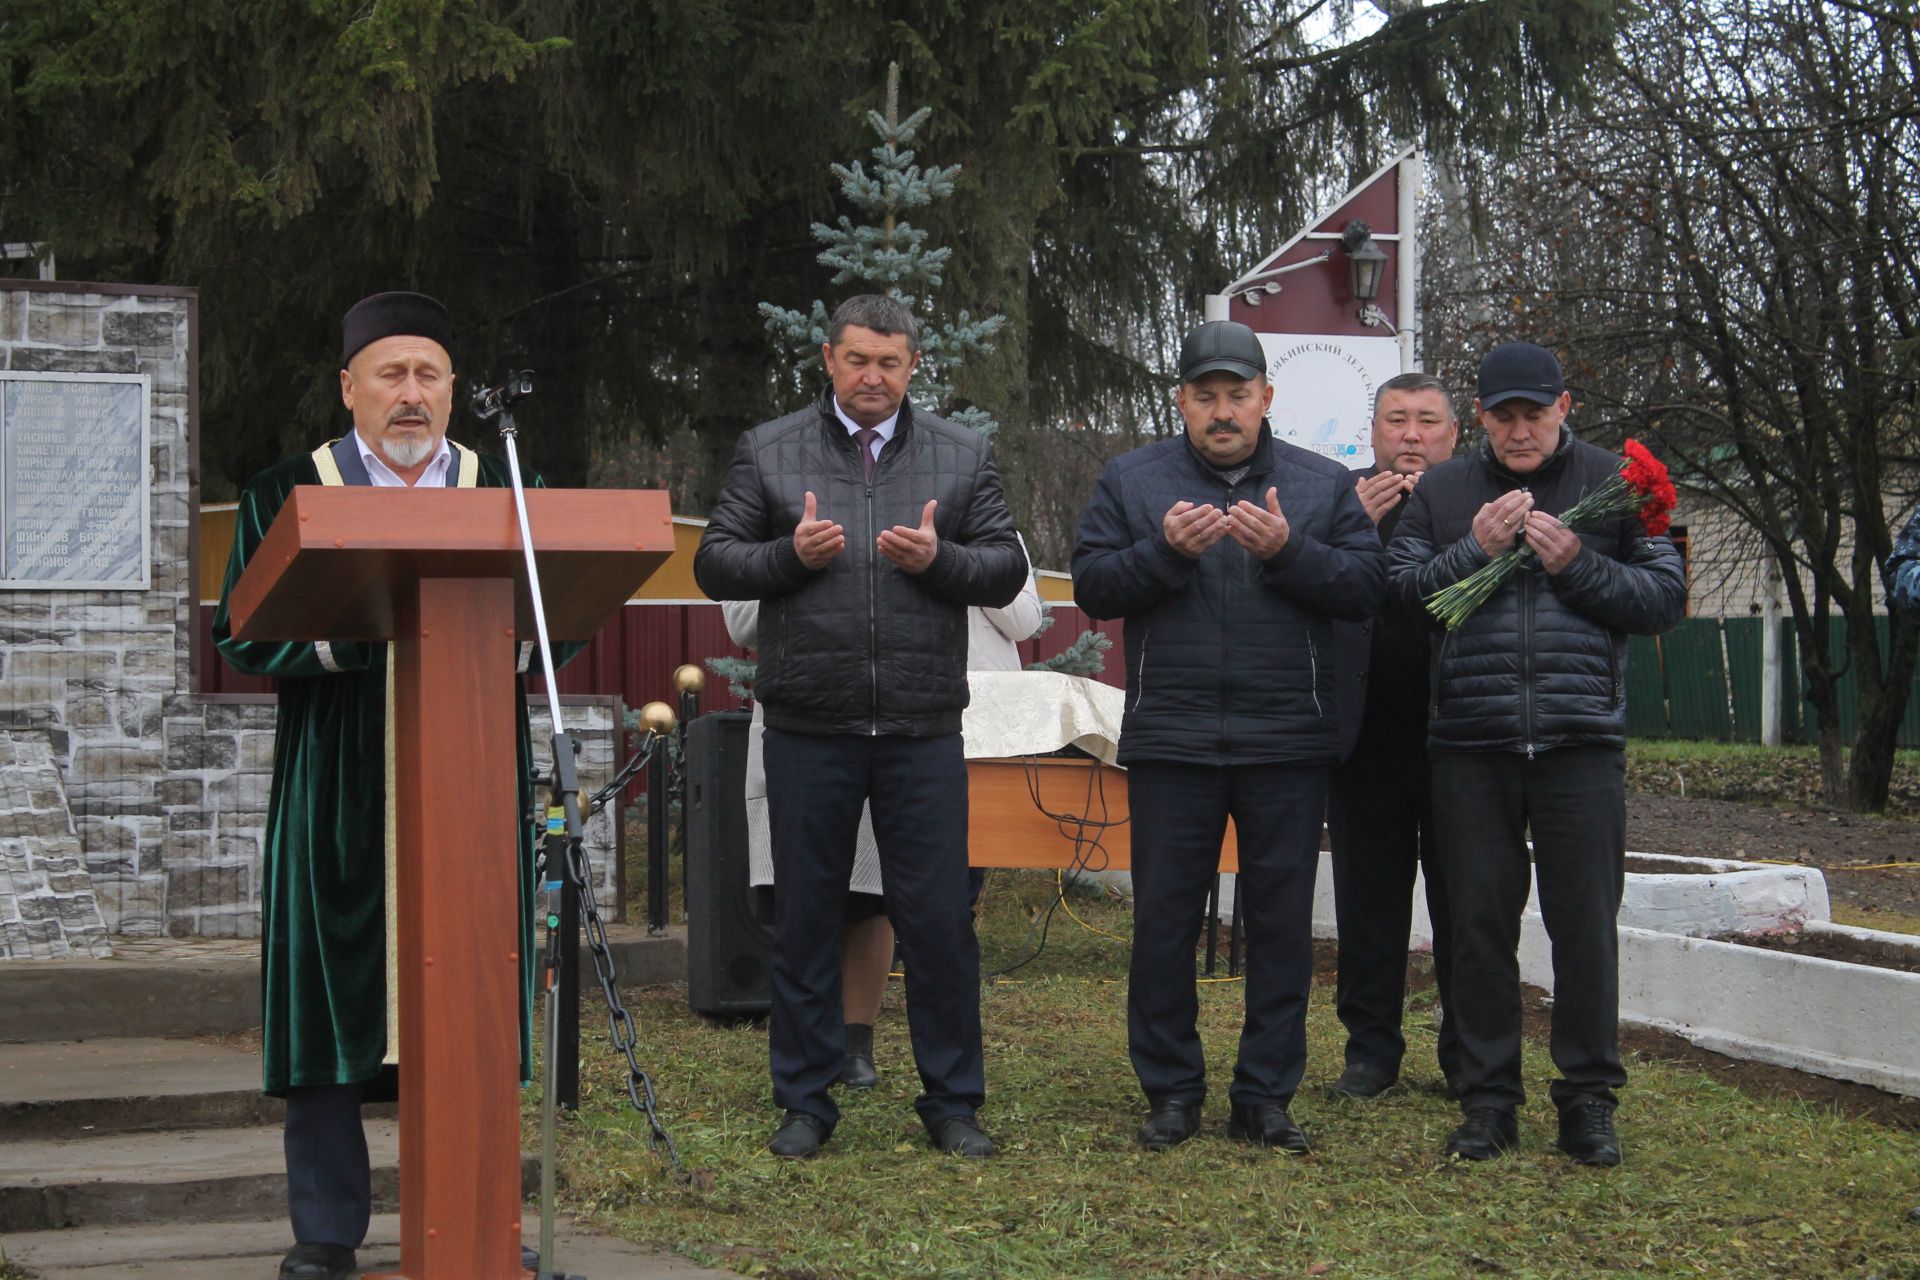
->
xmin=2 ymin=372 xmax=150 ymax=588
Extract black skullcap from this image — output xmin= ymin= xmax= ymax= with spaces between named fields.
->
xmin=340 ymin=291 xmax=454 ymax=368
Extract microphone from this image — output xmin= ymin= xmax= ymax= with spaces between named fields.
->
xmin=471 ymin=370 xmax=535 ymax=420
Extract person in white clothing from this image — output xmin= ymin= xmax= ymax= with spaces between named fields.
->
xmin=968 ymin=534 xmax=1046 ymax=672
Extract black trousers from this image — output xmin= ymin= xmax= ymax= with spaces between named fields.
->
xmin=1431 ymin=746 xmax=1627 ymax=1113
xmin=1327 ymin=741 xmax=1460 ymax=1085
xmin=283 ymin=1080 xmax=372 ymax=1248
xmin=1126 ymin=761 xmax=1326 ymax=1109
xmin=763 ymin=728 xmax=982 ymax=1131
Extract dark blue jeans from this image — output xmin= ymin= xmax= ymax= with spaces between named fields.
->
xmin=1328 ymin=741 xmax=1460 ymax=1085
xmin=763 ymin=728 xmax=982 ymax=1131
xmin=1431 ymin=746 xmax=1627 ymax=1113
xmin=283 ymin=1079 xmax=371 ymax=1247
xmin=1126 ymin=760 xmax=1327 ymax=1109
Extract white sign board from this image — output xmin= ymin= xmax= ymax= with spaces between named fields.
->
xmin=1 ymin=372 xmax=151 ymax=589
xmin=1257 ymin=335 xmax=1402 ymax=469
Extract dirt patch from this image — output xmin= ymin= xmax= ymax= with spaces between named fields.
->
xmin=1626 ymin=793 xmax=1920 ymax=920
xmin=1624 ymin=854 xmax=1727 ymax=875
xmin=1710 ymin=928 xmax=1920 ymax=974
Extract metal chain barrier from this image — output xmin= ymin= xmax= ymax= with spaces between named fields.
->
xmin=562 ymin=828 xmax=683 ymax=1173
xmin=533 ymin=731 xmax=684 ymax=1177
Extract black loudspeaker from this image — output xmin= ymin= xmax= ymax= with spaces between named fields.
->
xmin=684 ymin=711 xmax=774 ymax=1016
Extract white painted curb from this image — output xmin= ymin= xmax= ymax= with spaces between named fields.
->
xmin=1188 ymin=849 xmax=1829 ymax=944
xmin=1598 ymin=925 xmax=1920 ymax=1098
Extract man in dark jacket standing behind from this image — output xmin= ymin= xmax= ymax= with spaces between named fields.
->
xmin=1326 ymin=371 xmax=1463 ymax=1102
xmin=1073 ymin=320 xmax=1386 ymax=1153
xmin=694 ymin=295 xmax=1026 ymax=1160
xmin=1390 ymin=342 xmax=1685 ymax=1167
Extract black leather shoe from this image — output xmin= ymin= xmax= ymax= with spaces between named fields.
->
xmin=1446 ymin=1106 xmax=1519 ymax=1160
xmin=1135 ymin=1099 xmax=1201 ymax=1151
xmin=1327 ymin=1061 xmax=1399 ymax=1099
xmin=1227 ymin=1101 xmax=1310 ymax=1152
xmin=768 ymin=1110 xmax=832 ymax=1158
xmin=927 ymin=1113 xmax=996 ymax=1157
xmin=278 ymin=1243 xmax=356 ymax=1280
xmin=1556 ymin=1099 xmax=1622 ymax=1167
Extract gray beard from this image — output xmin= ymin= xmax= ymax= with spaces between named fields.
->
xmin=381 ymin=434 xmax=436 ymax=469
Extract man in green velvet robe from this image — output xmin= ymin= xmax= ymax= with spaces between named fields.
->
xmin=212 ymin=292 xmax=546 ymax=1280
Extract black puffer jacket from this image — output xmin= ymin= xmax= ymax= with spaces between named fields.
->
xmin=1071 ymin=426 xmax=1386 ymax=767
xmin=1388 ymin=427 xmax=1687 ymax=754
xmin=694 ymin=395 xmax=1026 ymax=737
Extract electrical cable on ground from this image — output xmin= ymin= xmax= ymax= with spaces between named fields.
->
xmin=1747 ymin=858 xmax=1919 ymax=871
xmin=978 ymin=752 xmax=1245 ymax=983
xmin=983 ymin=753 xmax=1125 ymax=979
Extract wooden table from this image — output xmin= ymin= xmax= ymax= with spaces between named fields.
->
xmin=966 ymin=757 xmax=1241 ymax=872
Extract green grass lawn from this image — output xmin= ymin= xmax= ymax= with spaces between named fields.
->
xmin=537 ymin=875 xmax=1920 ymax=1279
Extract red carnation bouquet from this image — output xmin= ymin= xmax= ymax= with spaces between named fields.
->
xmin=1424 ymin=438 xmax=1677 ymax=631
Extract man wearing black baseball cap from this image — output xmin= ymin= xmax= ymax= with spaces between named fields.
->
xmin=212 ymin=291 xmax=558 ymax=1280
xmin=1073 ymin=319 xmax=1385 ymax=1153
xmin=1388 ymin=341 xmax=1685 ymax=1168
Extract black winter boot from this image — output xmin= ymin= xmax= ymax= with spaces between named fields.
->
xmin=838 ymin=1022 xmax=878 ymax=1089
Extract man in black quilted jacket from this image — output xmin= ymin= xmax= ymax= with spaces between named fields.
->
xmin=1390 ymin=342 xmax=1686 ymax=1167
xmin=1072 ymin=319 xmax=1386 ymax=1154
xmin=694 ymin=295 xmax=1026 ymax=1160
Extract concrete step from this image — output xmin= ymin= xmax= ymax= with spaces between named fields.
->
xmin=0 ymin=940 xmax=261 ymax=1044
xmin=582 ymin=921 xmax=689 ymax=987
xmin=0 ymin=927 xmax=684 ymax=1043
xmin=0 ymin=1038 xmax=278 ymax=1139
xmin=0 ymin=1118 xmax=537 ymax=1232
xmin=0 ymin=1209 xmax=734 ymax=1279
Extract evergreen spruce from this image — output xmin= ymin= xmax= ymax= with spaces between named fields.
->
xmin=757 ymin=64 xmax=1105 ymax=678
xmin=704 ymin=655 xmax=757 ymax=703
xmin=759 ymin=63 xmax=1006 ymax=436
xmin=1024 ymin=608 xmax=1113 ymax=677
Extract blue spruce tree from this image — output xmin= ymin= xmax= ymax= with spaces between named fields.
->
xmin=759 ymin=62 xmax=1005 ymax=436
xmin=747 ymin=63 xmax=1106 ymax=679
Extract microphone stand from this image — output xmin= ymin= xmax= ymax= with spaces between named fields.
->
xmin=477 ymin=379 xmax=586 ymax=1280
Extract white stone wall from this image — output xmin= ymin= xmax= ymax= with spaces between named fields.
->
xmin=0 ymin=731 xmax=112 ymax=957
xmin=0 ymin=284 xmax=253 ymax=945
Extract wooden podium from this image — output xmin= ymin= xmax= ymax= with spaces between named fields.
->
xmin=228 ymin=485 xmax=673 ymax=1280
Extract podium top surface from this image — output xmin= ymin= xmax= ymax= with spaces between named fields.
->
xmin=228 ymin=486 xmax=674 ymax=642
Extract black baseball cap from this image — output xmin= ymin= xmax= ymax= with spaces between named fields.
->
xmin=1476 ymin=341 xmax=1565 ymax=408
xmin=1178 ymin=321 xmax=1267 ymax=383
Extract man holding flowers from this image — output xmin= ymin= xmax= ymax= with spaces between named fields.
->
xmin=1389 ymin=341 xmax=1685 ymax=1167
